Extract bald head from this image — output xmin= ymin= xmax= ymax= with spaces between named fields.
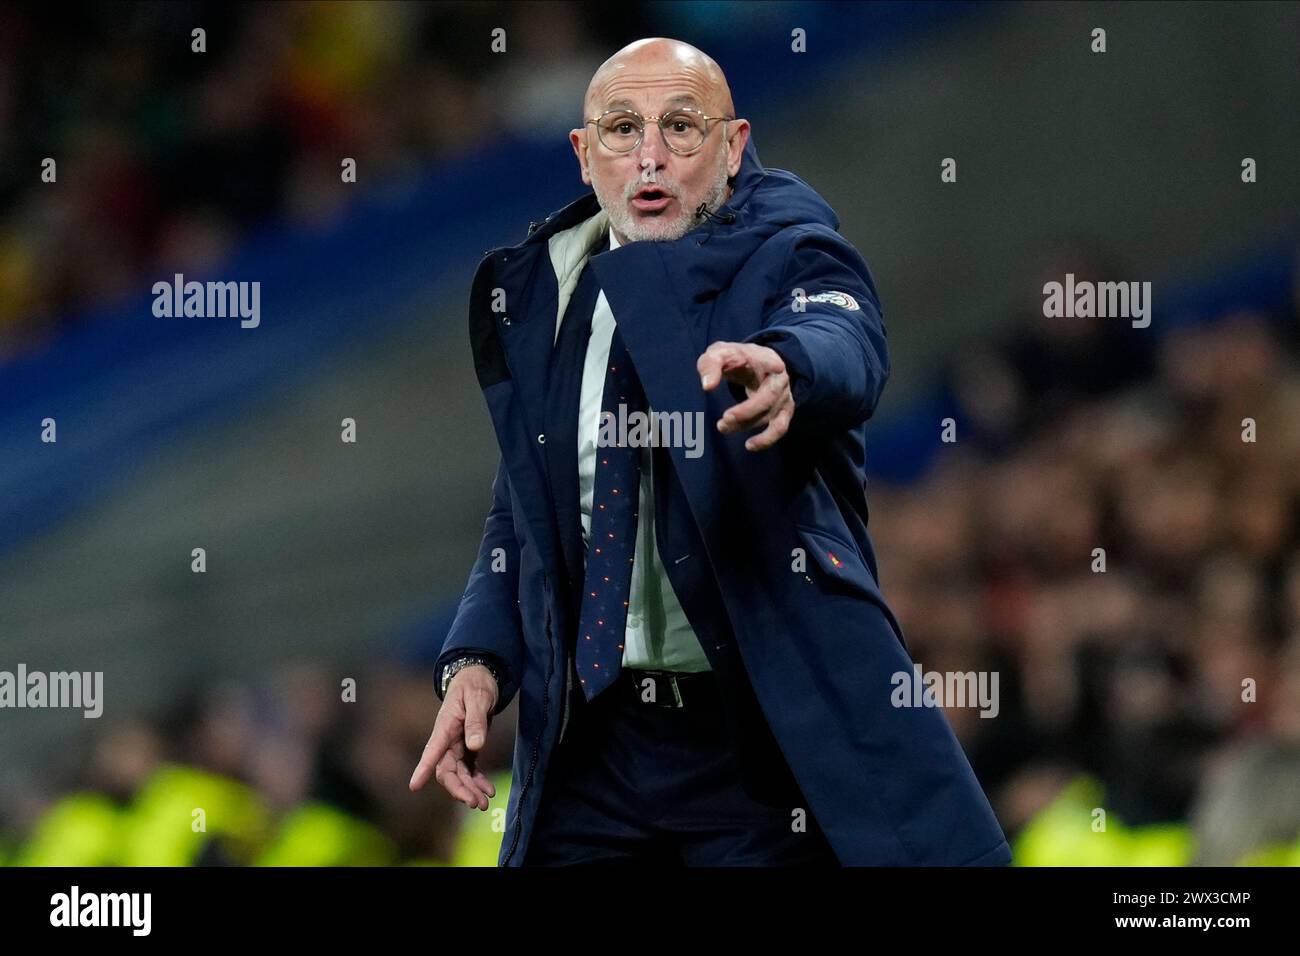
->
xmin=583 ymin=38 xmax=735 ymax=122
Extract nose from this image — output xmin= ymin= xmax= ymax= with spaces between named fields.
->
xmin=635 ymin=120 xmax=670 ymax=169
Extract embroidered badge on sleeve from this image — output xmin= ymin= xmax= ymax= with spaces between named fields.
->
xmin=804 ymin=291 xmax=860 ymax=311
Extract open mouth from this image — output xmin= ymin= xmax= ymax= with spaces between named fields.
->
xmin=631 ymin=188 xmax=674 ymax=213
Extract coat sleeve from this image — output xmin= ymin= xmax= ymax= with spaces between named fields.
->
xmin=740 ymin=225 xmax=889 ymax=433
xmin=434 ymin=457 xmax=525 ymax=717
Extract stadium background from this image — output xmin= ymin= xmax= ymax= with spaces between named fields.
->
xmin=1 ymin=0 xmax=1298 ymax=865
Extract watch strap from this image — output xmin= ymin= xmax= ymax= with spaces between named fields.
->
xmin=440 ymin=654 xmax=500 ymax=699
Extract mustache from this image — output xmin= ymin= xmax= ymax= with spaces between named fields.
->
xmin=624 ymin=175 xmax=680 ymax=199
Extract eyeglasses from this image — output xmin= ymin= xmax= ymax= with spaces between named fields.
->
xmin=585 ymin=108 xmax=733 ymax=155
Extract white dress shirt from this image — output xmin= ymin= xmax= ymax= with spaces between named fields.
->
xmin=575 ymin=228 xmax=712 ymax=672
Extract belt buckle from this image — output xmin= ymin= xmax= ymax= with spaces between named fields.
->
xmin=667 ymin=673 xmax=684 ymax=708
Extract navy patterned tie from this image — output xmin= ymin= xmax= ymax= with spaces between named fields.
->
xmin=575 ymin=324 xmax=648 ymax=701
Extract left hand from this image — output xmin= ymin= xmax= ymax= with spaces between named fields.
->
xmin=697 ymin=341 xmax=795 ymax=451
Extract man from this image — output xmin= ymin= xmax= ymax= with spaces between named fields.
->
xmin=410 ymin=38 xmax=1010 ymax=866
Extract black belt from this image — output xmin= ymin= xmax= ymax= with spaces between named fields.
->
xmin=619 ymin=668 xmax=716 ymax=708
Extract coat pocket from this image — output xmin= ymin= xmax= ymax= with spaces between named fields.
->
xmin=795 ymin=523 xmax=908 ymax=650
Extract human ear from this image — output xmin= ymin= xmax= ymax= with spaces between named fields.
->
xmin=570 ymin=128 xmax=592 ymax=185
xmin=725 ymin=119 xmax=751 ymax=178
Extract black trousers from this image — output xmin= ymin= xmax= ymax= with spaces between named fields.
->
xmin=522 ymin=668 xmax=840 ymax=866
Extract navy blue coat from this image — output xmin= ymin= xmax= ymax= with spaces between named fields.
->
xmin=436 ymin=136 xmax=1011 ymax=866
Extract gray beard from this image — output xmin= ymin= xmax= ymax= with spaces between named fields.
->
xmin=597 ymin=151 xmax=731 ymax=244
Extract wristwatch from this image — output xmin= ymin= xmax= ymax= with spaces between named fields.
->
xmin=440 ymin=655 xmax=501 ymax=698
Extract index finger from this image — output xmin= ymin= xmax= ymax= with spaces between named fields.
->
xmin=409 ymin=712 xmax=460 ymax=791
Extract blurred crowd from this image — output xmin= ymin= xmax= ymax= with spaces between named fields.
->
xmin=0 ymin=662 xmax=514 ymax=866
xmin=0 ymin=1 xmax=641 ymax=359
xmin=871 ymin=246 xmax=1300 ymax=865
